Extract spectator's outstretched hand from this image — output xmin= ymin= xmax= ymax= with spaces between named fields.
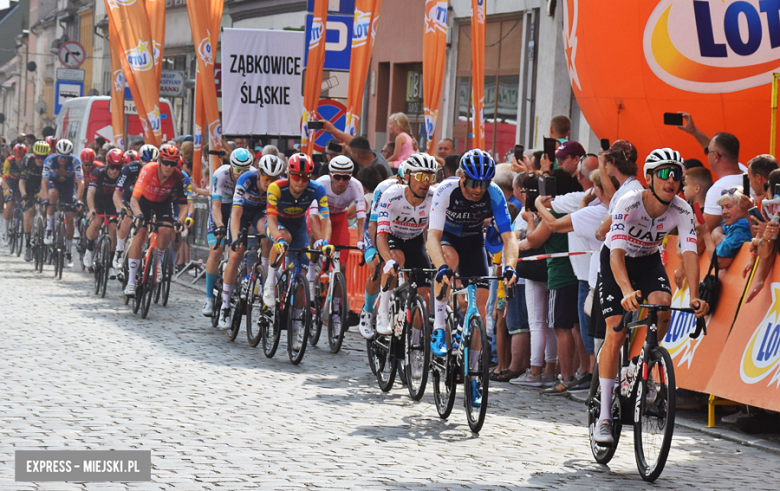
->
xmin=677 ymin=112 xmax=696 ymax=134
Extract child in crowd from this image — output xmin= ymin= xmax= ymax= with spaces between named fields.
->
xmin=682 ymin=166 xmax=713 ymax=210
xmin=698 ymin=186 xmax=752 ymax=270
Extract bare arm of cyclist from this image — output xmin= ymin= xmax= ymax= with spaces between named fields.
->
xmin=211 ymin=199 xmax=225 ymax=228
xmin=229 ymin=206 xmax=244 ymax=246
xmin=130 ymin=195 xmax=142 ymax=217
xmin=682 ymin=249 xmax=709 ymax=316
xmin=87 ymin=187 xmax=97 ymax=215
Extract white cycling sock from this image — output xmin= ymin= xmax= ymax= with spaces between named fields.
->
xmin=116 ymin=239 xmax=125 ymax=252
xmin=222 ymin=283 xmax=234 ymax=308
xmin=4 ymin=219 xmax=9 ymax=235
xmin=261 ymin=256 xmax=269 ymax=269
xmin=599 ymin=377 xmax=615 ymax=421
xmin=128 ymin=259 xmax=140 ymax=285
xmin=65 ymin=239 xmax=73 ymax=254
xmin=378 ymin=290 xmax=391 ymax=317
xmin=434 ymin=295 xmax=447 ymax=330
xmin=264 ymin=266 xmax=277 ymax=290
xmin=307 ymin=263 xmax=317 ymax=283
xmin=47 ymin=214 xmax=54 ymax=230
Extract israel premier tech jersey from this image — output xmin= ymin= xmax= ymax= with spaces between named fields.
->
xmin=428 ymin=177 xmax=512 ymax=236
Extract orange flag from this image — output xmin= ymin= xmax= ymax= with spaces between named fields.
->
xmin=187 ymin=0 xmax=225 ymax=180
xmin=423 ymin=0 xmax=448 ymax=154
xmin=345 ymin=0 xmax=382 ymax=138
xmin=146 ymin=0 xmax=166 ymax=91
xmin=105 ymin=0 xmax=162 ymax=146
xmin=470 ymin=0 xmax=486 ymax=150
xmin=302 ymin=0 xmax=328 ymax=155
xmin=192 ymin=73 xmax=206 ymax=181
xmin=108 ymin=18 xmax=125 ymax=149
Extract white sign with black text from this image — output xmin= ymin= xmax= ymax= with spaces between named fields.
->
xmin=221 ymin=28 xmax=305 ymax=137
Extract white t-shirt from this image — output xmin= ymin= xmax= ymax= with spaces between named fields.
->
xmin=609 ymin=177 xmax=645 ymax=213
xmin=570 ymin=204 xmax=609 ymax=288
xmin=551 ymin=191 xmax=602 ymax=282
xmin=704 ymin=173 xmax=743 ymax=217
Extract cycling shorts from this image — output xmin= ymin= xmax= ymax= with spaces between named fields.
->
xmin=5 ymin=178 xmax=19 ymax=194
xmin=598 ymin=246 xmax=671 ymax=319
xmin=207 ymin=203 xmax=233 ymax=236
xmin=138 ymin=196 xmax=174 ymax=224
xmin=94 ymin=197 xmax=116 ymax=217
xmin=48 ymin=179 xmax=77 ymax=205
xmin=266 ymin=217 xmax=309 ymax=264
xmin=440 ymin=231 xmax=489 ymax=288
xmin=386 ymin=233 xmax=431 ymax=286
xmin=228 ymin=207 xmax=266 ymax=244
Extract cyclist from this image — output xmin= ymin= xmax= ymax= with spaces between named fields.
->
xmin=83 ymin=149 xmax=123 ymax=278
xmin=216 ymin=152 xmax=284 ymax=329
xmin=76 ymin=148 xmax=102 ymax=240
xmin=19 ymin=141 xmax=49 ymax=261
xmin=2 ymin=143 xmax=26 ymax=243
xmin=262 ymin=152 xmax=332 ymax=307
xmin=306 ymin=155 xmax=367 ymax=292
xmin=40 ymin=139 xmax=84 ymax=268
xmin=123 ymin=144 xmax=189 ymax=297
xmin=427 ymin=149 xmax=519 ymax=358
xmin=593 ymin=148 xmax=709 ymax=445
xmin=372 ymin=153 xmax=438 ymax=379
xmin=113 ymin=144 xmax=156 ymax=270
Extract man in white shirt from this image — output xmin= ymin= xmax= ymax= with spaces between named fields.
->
xmin=594 ymin=140 xmax=644 ymax=241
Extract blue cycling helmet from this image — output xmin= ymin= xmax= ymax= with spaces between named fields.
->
xmin=460 ymin=149 xmax=496 ymax=181
xmin=484 ymin=219 xmax=504 ymax=254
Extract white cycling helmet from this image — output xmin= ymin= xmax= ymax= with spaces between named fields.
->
xmin=56 ymin=139 xmax=73 ymax=156
xmin=404 ymin=152 xmax=438 ymax=174
xmin=258 ymin=154 xmax=285 ymax=177
xmin=229 ymin=148 xmax=253 ymax=171
xmin=139 ymin=144 xmax=159 ymax=163
xmin=329 ymin=155 xmax=354 ymax=174
xmin=644 ymin=148 xmax=684 ymax=176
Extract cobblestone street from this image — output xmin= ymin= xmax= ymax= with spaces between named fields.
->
xmin=1 ymin=252 xmax=777 ymax=490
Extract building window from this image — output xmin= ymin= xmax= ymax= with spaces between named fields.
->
xmin=453 ymin=16 xmax=522 ymax=160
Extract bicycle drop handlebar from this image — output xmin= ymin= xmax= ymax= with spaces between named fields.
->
xmin=616 ymin=304 xmax=707 ymax=339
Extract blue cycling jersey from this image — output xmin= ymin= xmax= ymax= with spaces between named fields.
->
xmin=42 ymin=154 xmax=83 ymax=183
xmin=428 ymin=177 xmax=512 ymax=236
xmin=233 ymin=169 xmax=268 ymax=211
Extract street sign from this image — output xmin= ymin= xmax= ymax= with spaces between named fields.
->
xmin=110 ymin=99 xmax=139 ymax=115
xmin=160 ymin=70 xmax=186 ymax=98
xmin=55 ymin=80 xmax=83 ymax=114
xmin=305 ymin=14 xmax=353 ymax=71
xmin=307 ymin=0 xmax=355 ymax=15
xmin=312 ymin=98 xmax=347 ymax=153
xmin=57 ymin=68 xmax=85 ymax=82
xmin=58 ymin=41 xmax=86 ymax=69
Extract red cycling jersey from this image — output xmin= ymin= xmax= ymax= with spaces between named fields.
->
xmin=132 ymin=162 xmax=187 ymax=204
xmin=82 ymin=162 xmax=103 ymax=186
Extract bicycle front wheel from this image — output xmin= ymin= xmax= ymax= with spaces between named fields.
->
xmin=309 ymin=267 xmax=324 ymax=347
xmin=327 ymin=271 xmax=348 ymax=353
xmin=211 ymin=275 xmax=223 ymax=328
xmin=634 ymin=346 xmax=676 ymax=482
xmin=464 ymin=315 xmax=490 ymax=433
xmin=140 ymin=253 xmax=156 ymax=319
xmin=287 ymin=273 xmax=311 ymax=365
xmin=245 ymin=268 xmax=265 ymax=347
xmin=161 ymin=250 xmax=173 ymax=306
xmin=100 ymin=240 xmax=110 ymax=298
xmin=94 ymin=240 xmax=103 ymax=295
xmin=12 ymin=207 xmax=23 ymax=256
xmin=405 ymin=295 xmax=430 ymax=401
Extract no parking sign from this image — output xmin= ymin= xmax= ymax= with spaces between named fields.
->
xmin=312 ymin=99 xmax=347 ymax=153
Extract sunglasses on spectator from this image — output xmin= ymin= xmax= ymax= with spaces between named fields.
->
xmin=704 ymin=147 xmax=721 ymax=158
xmin=331 ymin=173 xmax=351 ymax=182
xmin=654 ymin=167 xmax=683 ymax=181
xmin=464 ymin=177 xmax=491 ymax=190
xmin=289 ymin=172 xmax=312 ymax=181
xmin=410 ymin=172 xmax=435 ymax=183
xmin=160 ymin=159 xmax=178 ymax=168
xmin=720 ymin=187 xmax=742 ymax=196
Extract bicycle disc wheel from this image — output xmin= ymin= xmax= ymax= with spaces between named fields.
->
xmin=310 ymin=272 xmax=324 ymax=347
xmin=405 ymin=295 xmax=431 ymax=401
xmin=140 ymin=253 xmax=155 ymax=319
xmin=161 ymin=251 xmax=173 ymax=306
xmin=327 ymin=271 xmax=348 ymax=353
xmin=211 ymin=275 xmax=223 ymax=328
xmin=464 ymin=315 xmax=490 ymax=433
xmin=634 ymin=347 xmax=676 ymax=482
xmin=100 ymin=240 xmax=110 ymax=298
xmin=287 ymin=273 xmax=311 ymax=365
xmin=587 ymin=361 xmax=621 ymax=464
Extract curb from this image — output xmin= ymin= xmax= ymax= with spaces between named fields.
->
xmin=568 ymin=391 xmax=780 ymax=456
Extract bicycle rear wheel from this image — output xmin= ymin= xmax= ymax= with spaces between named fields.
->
xmin=587 ymin=361 xmax=621 ymax=464
xmin=211 ymin=275 xmax=223 ymax=328
xmin=161 ymin=249 xmax=173 ymax=306
xmin=327 ymin=271 xmax=348 ymax=353
xmin=310 ymin=271 xmax=325 ymax=347
xmin=100 ymin=239 xmax=110 ymax=298
xmin=94 ymin=240 xmax=103 ymax=295
xmin=245 ymin=267 xmax=265 ymax=347
xmin=405 ymin=295 xmax=430 ymax=401
xmin=140 ymin=252 xmax=156 ymax=319
xmin=287 ymin=273 xmax=311 ymax=365
xmin=226 ymin=286 xmax=242 ymax=342
xmin=132 ymin=258 xmax=144 ymax=314
xmin=56 ymin=222 xmax=65 ymax=280
xmin=375 ymin=333 xmax=398 ymax=392
xmin=12 ymin=207 xmax=23 ymax=256
xmin=123 ymin=255 xmax=131 ymax=305
xmin=634 ymin=346 xmax=676 ymax=482
xmin=262 ymin=306 xmax=280 ymax=358
xmin=464 ymin=315 xmax=490 ymax=433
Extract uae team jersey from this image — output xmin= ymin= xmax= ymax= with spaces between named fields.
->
xmin=428 ymin=177 xmax=512 ymax=236
xmin=605 ymin=189 xmax=697 ymax=257
xmin=267 ymin=178 xmax=329 ymax=221
xmin=376 ymin=183 xmax=435 ymax=240
xmin=308 ymin=175 xmax=366 ymax=218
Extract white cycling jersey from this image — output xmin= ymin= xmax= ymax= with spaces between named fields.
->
xmin=211 ymin=165 xmax=235 ymax=204
xmin=309 ymin=175 xmax=366 ymax=218
xmin=605 ymin=189 xmax=697 ymax=257
xmin=376 ymin=183 xmax=435 ymax=240
xmin=369 ymin=178 xmax=399 ymax=222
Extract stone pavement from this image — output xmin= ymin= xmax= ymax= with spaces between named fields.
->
xmin=1 ymin=251 xmax=777 ymax=490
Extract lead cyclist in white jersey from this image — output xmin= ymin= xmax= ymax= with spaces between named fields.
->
xmin=594 ymin=148 xmax=709 ymax=444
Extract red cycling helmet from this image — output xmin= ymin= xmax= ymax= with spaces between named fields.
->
xmin=123 ymin=150 xmax=139 ymax=165
xmin=80 ymin=148 xmax=96 ymax=164
xmin=158 ymin=144 xmax=181 ymax=162
xmin=45 ymin=136 xmax=56 ymax=150
xmin=105 ymin=148 xmax=124 ymax=166
xmin=13 ymin=143 xmax=27 ymax=156
xmin=287 ymin=153 xmax=314 ymax=175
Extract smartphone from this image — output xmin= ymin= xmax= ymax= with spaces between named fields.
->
xmin=542 ymin=137 xmax=556 ymax=162
xmin=308 ymin=121 xmax=325 ymax=130
xmin=326 ymin=140 xmax=343 ymax=154
xmin=600 ymin=138 xmax=610 ymax=152
xmin=514 ymin=144 xmax=524 ymax=161
xmin=311 ymin=153 xmax=325 ymax=163
xmin=693 ymin=202 xmax=705 ymax=224
xmin=749 ymin=206 xmax=766 ymax=223
xmin=538 ymin=175 xmax=557 ymax=198
xmin=663 ymin=112 xmax=684 ymax=126
xmin=525 ymin=189 xmax=539 ymax=213
xmin=743 ymin=173 xmax=751 ymax=195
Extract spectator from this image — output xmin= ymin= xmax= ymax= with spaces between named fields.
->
xmin=741 ymin=154 xmax=779 ymax=215
xmin=348 ymin=136 xmax=392 ymax=176
xmin=684 ymin=158 xmax=704 ymax=171
xmin=381 ymin=141 xmax=395 ymax=162
xmin=385 ymin=112 xmax=417 ymax=167
xmin=491 ymin=203 xmax=521 ymax=380
xmin=494 ymin=167 xmax=521 ymax=209
xmin=356 ymin=163 xmax=389 ymax=209
xmin=698 ymin=187 xmax=752 ymax=270
xmin=682 ymin=167 xmax=713 ymax=211
xmin=181 ymin=142 xmax=194 ymax=166
xmin=434 ymin=137 xmax=457 ymax=166
xmin=262 ymin=145 xmax=279 ymax=157
xmin=550 ymin=115 xmax=572 ymax=144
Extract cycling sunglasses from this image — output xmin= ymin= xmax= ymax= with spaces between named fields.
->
xmin=231 ymin=166 xmax=250 ymax=175
xmin=654 ymin=167 xmax=683 ymax=181
xmin=410 ymin=172 xmax=435 ymax=183
xmin=331 ymin=173 xmax=351 ymax=182
xmin=289 ymin=172 xmax=312 ymax=181
xmin=464 ymin=177 xmax=491 ymax=190
xmin=107 ymin=164 xmax=122 ymax=171
xmin=260 ymin=173 xmax=276 ymax=183
xmin=160 ymin=159 xmax=179 ymax=168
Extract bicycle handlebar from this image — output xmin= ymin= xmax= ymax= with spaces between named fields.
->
xmin=616 ymin=304 xmax=707 ymax=338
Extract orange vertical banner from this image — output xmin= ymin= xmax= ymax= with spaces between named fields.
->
xmin=423 ymin=0 xmax=448 ymax=154
xmin=345 ymin=0 xmax=382 ymax=138
xmin=470 ymin=0 xmax=486 ymax=150
xmin=192 ymin=73 xmax=205 ymax=182
xmin=187 ymin=0 xmax=225 ymax=180
xmin=105 ymin=0 xmax=162 ymax=147
xmin=146 ymin=0 xmax=166 ymax=93
xmin=108 ymin=18 xmax=125 ymax=149
xmin=302 ymin=0 xmax=328 ymax=155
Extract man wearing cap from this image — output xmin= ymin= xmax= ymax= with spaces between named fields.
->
xmin=539 ymin=140 xmax=586 ymax=195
